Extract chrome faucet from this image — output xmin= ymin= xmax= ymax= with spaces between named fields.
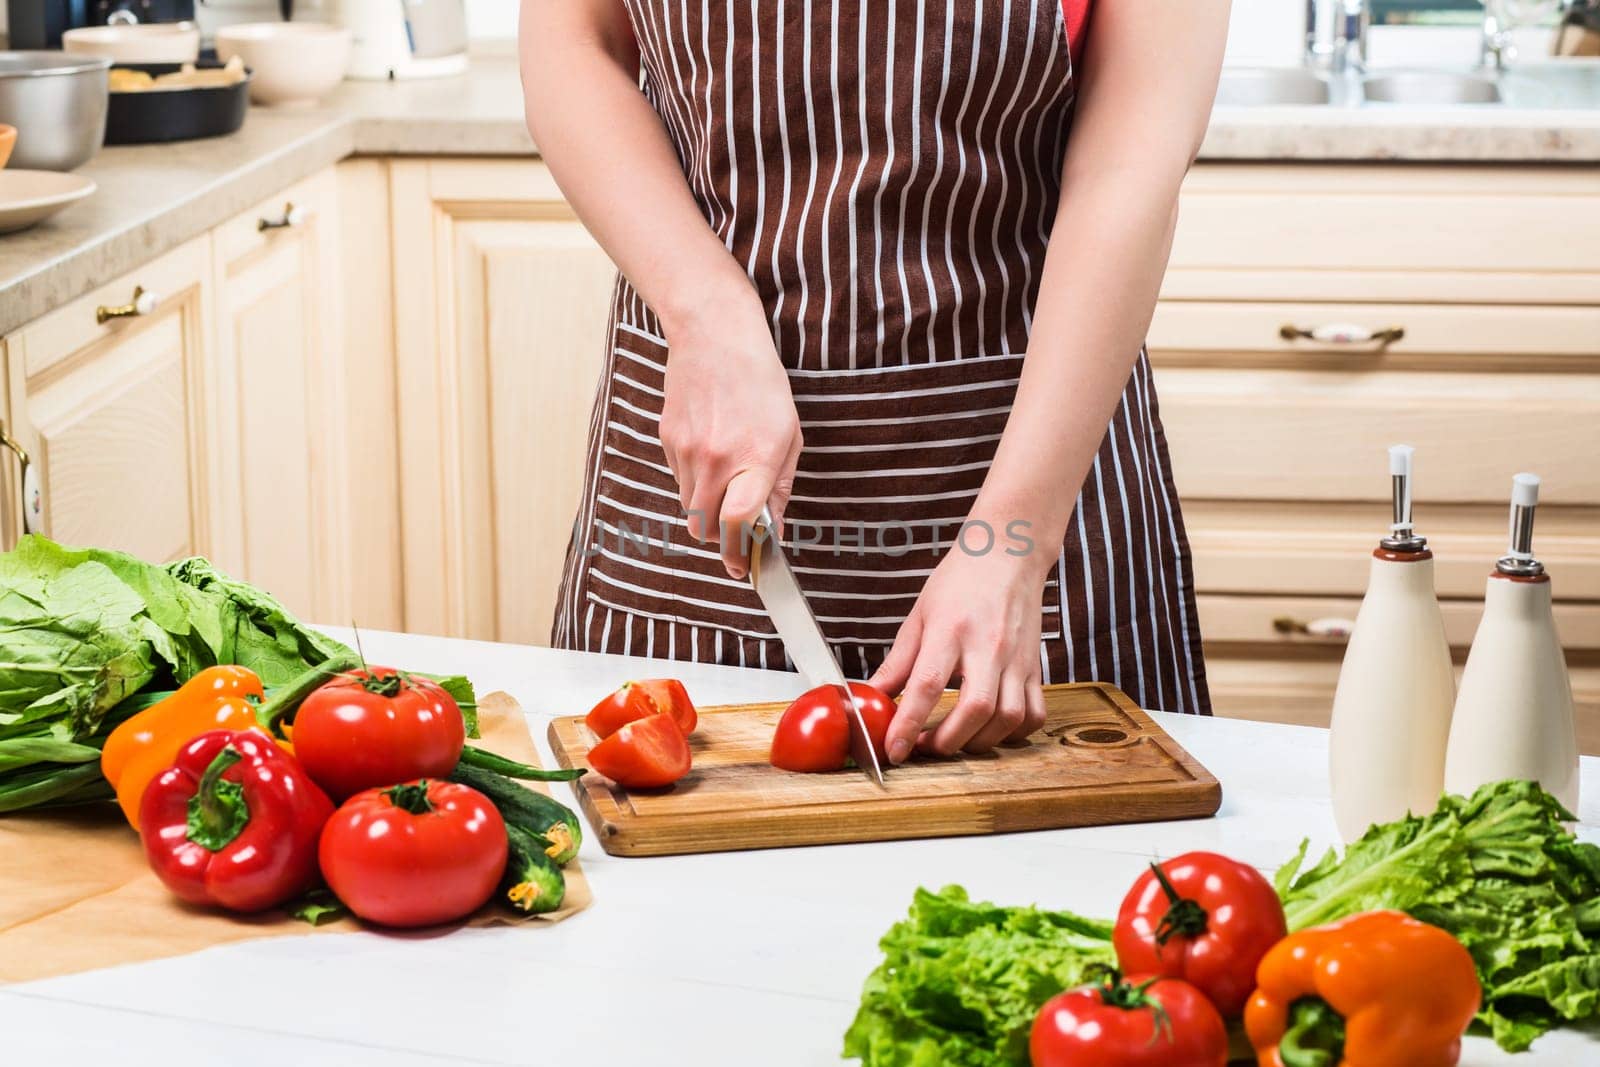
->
xmin=1305 ymin=0 xmax=1370 ymax=72
xmin=1481 ymin=5 xmax=1517 ymax=70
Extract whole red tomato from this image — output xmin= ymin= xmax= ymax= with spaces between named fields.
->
xmin=319 ymin=779 xmax=507 ymax=928
xmin=1113 ymin=851 xmax=1288 ymax=1018
xmin=585 ymin=678 xmax=697 ymax=739
xmin=1031 ymin=974 xmax=1227 ymax=1067
xmin=587 ymin=713 xmax=692 ymax=788
xmin=292 ymin=668 xmax=465 ymax=800
xmin=770 ymin=682 xmax=894 ymax=772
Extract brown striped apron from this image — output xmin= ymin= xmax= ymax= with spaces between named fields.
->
xmin=553 ymin=0 xmax=1211 ymax=715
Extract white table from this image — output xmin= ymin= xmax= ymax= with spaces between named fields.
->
xmin=5 ymin=629 xmax=1597 ymax=1066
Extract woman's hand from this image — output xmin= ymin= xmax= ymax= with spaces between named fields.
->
xmin=869 ymin=544 xmax=1049 ymax=762
xmin=660 ymin=290 xmax=803 ymax=578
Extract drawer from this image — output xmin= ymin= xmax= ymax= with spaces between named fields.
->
xmin=1149 ymin=300 xmax=1600 ymax=371
xmin=1203 ymin=653 xmax=1600 ymax=756
xmin=1171 ymin=165 xmax=1600 ymax=290
xmin=1154 ymin=366 xmax=1600 ymax=505
xmin=1197 ymin=593 xmax=1600 ymax=652
xmin=1182 ymin=500 xmax=1600 ymax=601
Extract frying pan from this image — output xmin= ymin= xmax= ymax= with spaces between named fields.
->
xmin=104 ymin=59 xmax=250 ymax=144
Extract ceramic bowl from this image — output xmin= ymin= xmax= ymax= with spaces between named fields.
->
xmin=214 ymin=22 xmax=351 ymax=108
xmin=62 ymin=23 xmax=201 ymax=65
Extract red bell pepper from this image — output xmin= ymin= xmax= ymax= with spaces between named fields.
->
xmin=140 ymin=728 xmax=334 ymax=913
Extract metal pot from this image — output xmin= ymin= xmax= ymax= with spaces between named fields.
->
xmin=0 ymin=52 xmax=111 ymax=171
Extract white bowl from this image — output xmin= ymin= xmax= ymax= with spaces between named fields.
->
xmin=0 ymin=169 xmax=96 ymax=235
xmin=62 ymin=23 xmax=200 ymax=65
xmin=214 ymin=23 xmax=351 ymax=108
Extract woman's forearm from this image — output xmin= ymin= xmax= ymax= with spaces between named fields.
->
xmin=518 ymin=0 xmax=752 ymax=333
xmin=972 ymin=3 xmax=1230 ymax=572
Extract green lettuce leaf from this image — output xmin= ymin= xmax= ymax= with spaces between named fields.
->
xmin=842 ymin=886 xmax=1114 ymax=1067
xmin=1277 ymin=779 xmax=1600 ymax=1053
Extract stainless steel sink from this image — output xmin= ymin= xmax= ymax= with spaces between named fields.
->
xmin=1214 ymin=68 xmax=1332 ymax=107
xmin=1361 ymin=71 xmax=1502 ymax=105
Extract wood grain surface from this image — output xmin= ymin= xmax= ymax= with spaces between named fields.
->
xmin=548 ymin=683 xmax=1221 ymax=857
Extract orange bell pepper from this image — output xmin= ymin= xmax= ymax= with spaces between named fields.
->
xmin=1245 ymin=910 xmax=1481 ymax=1067
xmin=101 ymin=665 xmax=266 ymax=830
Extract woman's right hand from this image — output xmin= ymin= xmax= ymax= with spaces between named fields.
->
xmin=660 ymin=288 xmax=803 ymax=579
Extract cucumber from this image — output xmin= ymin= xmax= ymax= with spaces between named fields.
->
xmin=448 ymin=762 xmax=583 ymax=865
xmin=502 ymin=825 xmax=566 ymax=914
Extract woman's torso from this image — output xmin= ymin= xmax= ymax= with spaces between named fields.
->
xmin=555 ymin=1 xmax=1210 ymax=715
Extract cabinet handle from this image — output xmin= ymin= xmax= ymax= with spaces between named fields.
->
xmin=258 ymin=202 xmax=306 ymax=231
xmin=0 ymin=419 xmax=42 ymax=535
xmin=1273 ymin=615 xmax=1355 ymax=640
xmin=95 ymin=286 xmax=158 ymax=325
xmin=1278 ymin=322 xmax=1405 ymax=346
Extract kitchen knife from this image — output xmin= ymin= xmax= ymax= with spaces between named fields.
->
xmin=749 ymin=506 xmax=887 ymax=787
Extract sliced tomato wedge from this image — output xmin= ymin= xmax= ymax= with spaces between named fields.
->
xmin=587 ymin=713 xmax=692 ymax=789
xmin=636 ymin=679 xmax=697 ymax=735
xmin=585 ymin=679 xmax=697 ymax=739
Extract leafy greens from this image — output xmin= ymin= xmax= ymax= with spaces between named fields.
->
xmin=1276 ymin=779 xmax=1600 ymax=1052
xmin=842 ymin=885 xmax=1114 ymax=1067
xmin=0 ymin=536 xmax=477 ymax=812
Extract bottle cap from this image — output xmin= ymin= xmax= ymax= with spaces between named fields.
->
xmin=1389 ymin=444 xmax=1414 ymax=477
xmin=1512 ymin=472 xmax=1540 ymax=508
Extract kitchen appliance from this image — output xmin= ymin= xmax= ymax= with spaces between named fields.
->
xmin=1444 ymin=474 xmax=1579 ymax=810
xmin=104 ymin=60 xmax=250 ymax=144
xmin=0 ymin=52 xmax=110 ymax=171
xmin=6 ymin=0 xmax=197 ymax=51
xmin=329 ymin=0 xmax=468 ymax=80
xmin=1327 ymin=445 xmax=1456 ymax=843
xmin=549 ymin=682 xmax=1221 ymax=857
xmin=748 ymin=506 xmax=885 ymax=787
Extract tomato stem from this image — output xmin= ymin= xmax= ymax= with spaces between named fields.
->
xmin=358 ymin=670 xmax=405 ymax=698
xmin=1095 ymin=972 xmax=1174 ymax=1045
xmin=384 ymin=780 xmax=435 ymax=815
xmin=1150 ymin=861 xmax=1209 ymax=945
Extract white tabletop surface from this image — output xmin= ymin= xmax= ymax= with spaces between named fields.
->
xmin=4 ymin=628 xmax=1597 ymax=1066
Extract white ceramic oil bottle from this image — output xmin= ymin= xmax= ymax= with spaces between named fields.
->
xmin=1444 ymin=474 xmax=1579 ymax=810
xmin=1329 ymin=445 xmax=1457 ymax=842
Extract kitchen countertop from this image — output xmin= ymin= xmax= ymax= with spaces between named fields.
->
xmin=2 ymin=627 xmax=1596 ymax=1066
xmin=2 ymin=51 xmax=1600 ymax=337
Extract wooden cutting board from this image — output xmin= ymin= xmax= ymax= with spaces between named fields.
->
xmin=548 ymin=683 xmax=1221 ymax=857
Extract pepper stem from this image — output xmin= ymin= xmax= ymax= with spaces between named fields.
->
xmin=1150 ymin=862 xmax=1208 ymax=945
xmin=254 ymin=652 xmax=362 ymax=736
xmin=384 ymin=780 xmax=435 ymax=815
xmin=1279 ymin=997 xmax=1346 ymax=1067
xmin=185 ymin=746 xmax=250 ymax=852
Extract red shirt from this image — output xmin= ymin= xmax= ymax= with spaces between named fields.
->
xmin=1064 ymin=0 xmax=1092 ymax=70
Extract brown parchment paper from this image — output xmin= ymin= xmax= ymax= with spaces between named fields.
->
xmin=0 ymin=692 xmax=591 ymax=984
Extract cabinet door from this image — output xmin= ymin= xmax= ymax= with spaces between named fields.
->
xmin=209 ymin=168 xmax=352 ymax=624
xmin=390 ymin=160 xmax=616 ymax=643
xmin=5 ymin=237 xmax=215 ymax=563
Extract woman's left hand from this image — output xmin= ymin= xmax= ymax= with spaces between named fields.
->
xmin=868 ymin=546 xmax=1049 ymax=763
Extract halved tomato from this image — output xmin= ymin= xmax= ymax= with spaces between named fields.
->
xmin=585 ymin=679 xmax=697 ymax=739
xmin=770 ymin=682 xmax=895 ymax=772
xmin=587 ymin=713 xmax=692 ymax=789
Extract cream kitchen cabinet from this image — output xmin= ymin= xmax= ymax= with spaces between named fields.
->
xmin=207 ymin=168 xmax=359 ymax=627
xmin=0 ymin=339 xmax=17 ymax=550
xmin=1152 ymin=163 xmax=1600 ymax=747
xmin=388 ymin=159 xmax=616 ymax=645
xmin=0 ymin=162 xmax=399 ymax=631
xmin=3 ymin=236 xmax=219 ymax=565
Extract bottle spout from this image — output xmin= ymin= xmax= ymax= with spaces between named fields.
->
xmin=1498 ymin=473 xmax=1545 ymax=577
xmin=1380 ymin=444 xmax=1427 ymax=552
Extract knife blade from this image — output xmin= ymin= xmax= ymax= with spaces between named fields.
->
xmin=749 ymin=506 xmax=886 ymax=787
